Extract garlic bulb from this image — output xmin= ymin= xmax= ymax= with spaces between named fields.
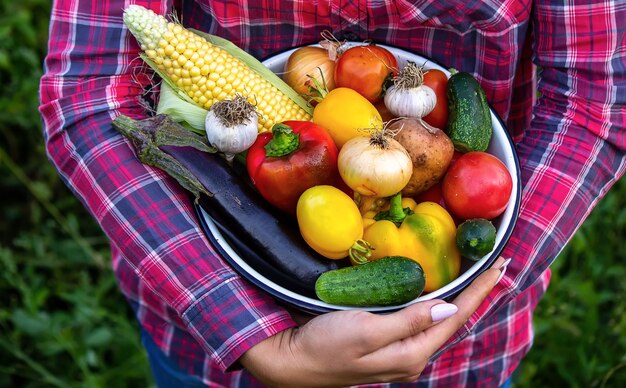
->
xmin=205 ymin=96 xmax=258 ymax=162
xmin=384 ymin=61 xmax=437 ymax=118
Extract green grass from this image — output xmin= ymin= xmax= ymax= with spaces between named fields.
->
xmin=515 ymin=177 xmax=626 ymax=388
xmin=1 ymin=1 xmax=624 ymax=387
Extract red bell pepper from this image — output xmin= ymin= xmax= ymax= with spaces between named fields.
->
xmin=246 ymin=121 xmax=340 ymax=215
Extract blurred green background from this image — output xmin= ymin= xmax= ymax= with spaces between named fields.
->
xmin=1 ymin=1 xmax=624 ymax=387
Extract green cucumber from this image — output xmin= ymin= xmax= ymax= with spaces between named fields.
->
xmin=446 ymin=71 xmax=492 ymax=152
xmin=315 ymin=256 xmax=425 ymax=306
xmin=456 ymin=218 xmax=497 ymax=261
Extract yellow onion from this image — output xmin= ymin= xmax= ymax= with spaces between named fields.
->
xmin=338 ymin=130 xmax=413 ymax=198
xmin=283 ymin=46 xmax=336 ymax=97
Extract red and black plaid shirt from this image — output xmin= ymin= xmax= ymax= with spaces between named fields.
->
xmin=40 ymin=0 xmax=625 ymax=386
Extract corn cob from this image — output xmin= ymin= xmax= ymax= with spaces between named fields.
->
xmin=123 ymin=5 xmax=311 ymax=132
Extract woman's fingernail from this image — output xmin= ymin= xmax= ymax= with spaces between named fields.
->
xmin=498 ymin=258 xmax=512 ymax=269
xmin=491 ymin=256 xmax=507 ymax=269
xmin=431 ymin=303 xmax=458 ymax=322
xmin=496 ymin=260 xmax=511 ymax=283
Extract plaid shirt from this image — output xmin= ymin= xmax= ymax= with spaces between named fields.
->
xmin=40 ymin=0 xmax=625 ymax=386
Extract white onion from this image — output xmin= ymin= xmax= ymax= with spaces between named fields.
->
xmin=338 ymin=133 xmax=413 ymax=198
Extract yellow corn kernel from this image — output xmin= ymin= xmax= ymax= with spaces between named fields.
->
xmin=176 ymin=55 xmax=187 ymax=67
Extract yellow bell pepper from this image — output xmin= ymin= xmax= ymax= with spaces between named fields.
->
xmin=358 ymin=193 xmax=461 ymax=292
xmin=312 ymin=87 xmax=383 ymax=149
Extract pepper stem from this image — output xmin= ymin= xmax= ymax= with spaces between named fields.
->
xmin=306 ymin=68 xmax=330 ymax=104
xmin=373 ymin=192 xmax=413 ymax=227
xmin=348 ymin=239 xmax=374 ymax=265
xmin=264 ymin=123 xmax=300 ymax=157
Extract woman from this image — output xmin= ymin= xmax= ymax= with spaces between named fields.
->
xmin=39 ymin=0 xmax=625 ymax=386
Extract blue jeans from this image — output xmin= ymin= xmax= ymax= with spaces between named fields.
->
xmin=141 ymin=328 xmax=206 ymax=388
xmin=500 ymin=376 xmax=513 ymax=388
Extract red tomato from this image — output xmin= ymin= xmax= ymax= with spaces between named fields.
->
xmin=450 ymin=150 xmax=463 ymax=165
xmin=246 ymin=121 xmax=340 ymax=215
xmin=334 ymin=45 xmax=398 ymax=103
xmin=422 ymin=69 xmax=449 ymax=130
xmin=414 ymin=182 xmax=467 ymax=226
xmin=442 ymin=152 xmax=513 ymax=220
xmin=374 ymin=99 xmax=397 ymax=122
xmin=415 ymin=182 xmax=446 ymax=208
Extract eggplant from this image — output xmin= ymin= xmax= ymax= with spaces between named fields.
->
xmin=112 ymin=115 xmax=342 ymax=297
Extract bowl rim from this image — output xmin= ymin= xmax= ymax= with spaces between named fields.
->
xmin=195 ymin=43 xmax=522 ymax=314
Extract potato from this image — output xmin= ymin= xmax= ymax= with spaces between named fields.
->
xmin=388 ymin=118 xmax=454 ymax=196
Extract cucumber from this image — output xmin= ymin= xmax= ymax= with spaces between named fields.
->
xmin=446 ymin=71 xmax=492 ymax=152
xmin=315 ymin=256 xmax=425 ymax=306
xmin=456 ymin=218 xmax=497 ymax=261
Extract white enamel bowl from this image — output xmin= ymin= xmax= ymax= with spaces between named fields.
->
xmin=196 ymin=44 xmax=521 ymax=314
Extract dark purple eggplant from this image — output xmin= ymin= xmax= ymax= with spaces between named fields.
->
xmin=112 ymin=114 xmax=342 ymax=297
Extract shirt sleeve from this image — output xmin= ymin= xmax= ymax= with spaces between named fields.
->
xmin=39 ymin=0 xmax=296 ymax=370
xmin=464 ymin=0 xmax=626 ymax=331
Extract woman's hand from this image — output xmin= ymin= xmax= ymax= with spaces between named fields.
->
xmin=240 ymin=257 xmax=509 ymax=387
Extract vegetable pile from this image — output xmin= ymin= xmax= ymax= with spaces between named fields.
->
xmin=117 ymin=5 xmax=515 ymax=307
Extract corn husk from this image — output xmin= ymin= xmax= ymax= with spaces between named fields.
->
xmin=156 ymin=82 xmax=207 ymax=133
